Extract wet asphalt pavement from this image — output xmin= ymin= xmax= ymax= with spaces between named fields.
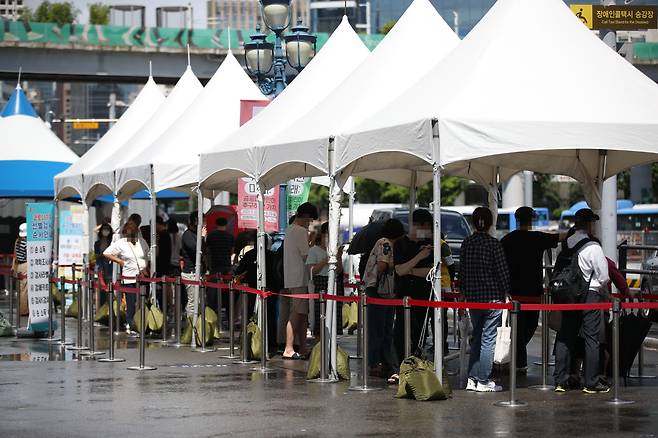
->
xmin=1 ymin=304 xmax=658 ymax=437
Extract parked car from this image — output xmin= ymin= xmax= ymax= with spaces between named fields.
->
xmin=369 ymin=207 xmax=472 ymax=262
xmin=640 ymin=250 xmax=658 ymax=295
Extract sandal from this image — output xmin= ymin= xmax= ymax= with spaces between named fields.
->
xmin=282 ymin=352 xmax=304 ymax=361
xmin=387 ymin=373 xmax=399 ymax=385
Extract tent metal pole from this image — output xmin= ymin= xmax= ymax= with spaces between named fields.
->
xmin=150 ymin=165 xmax=157 ymax=301
xmin=431 ymin=119 xmax=443 ymax=383
xmin=326 ymin=138 xmax=340 ymax=381
xmin=408 ymin=171 xmax=417 ymax=234
xmin=347 ymin=178 xmax=356 ymax=283
xmin=192 ymin=189 xmax=204 ymax=349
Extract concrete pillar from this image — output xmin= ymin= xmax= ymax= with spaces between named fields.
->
xmin=502 ymin=172 xmax=524 ymax=208
xmin=523 ymin=171 xmax=533 ymax=207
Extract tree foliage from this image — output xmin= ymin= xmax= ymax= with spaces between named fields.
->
xmin=380 ymin=20 xmax=397 ymax=35
xmin=89 ymin=3 xmax=110 ymax=25
xmin=34 ymin=1 xmax=77 ymax=26
xmin=18 ymin=7 xmax=33 ymax=21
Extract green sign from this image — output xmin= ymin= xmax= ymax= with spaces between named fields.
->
xmin=287 ymin=177 xmax=312 ymax=220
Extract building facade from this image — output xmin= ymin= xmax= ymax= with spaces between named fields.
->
xmin=207 ymin=0 xmax=311 ymax=31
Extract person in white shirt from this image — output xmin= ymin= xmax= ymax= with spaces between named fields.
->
xmin=554 ymin=208 xmax=610 ymax=394
xmin=103 ymin=220 xmax=150 ymax=334
xmin=282 ymin=202 xmax=318 ymax=360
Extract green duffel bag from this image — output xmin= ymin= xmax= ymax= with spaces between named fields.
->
xmin=342 ymin=303 xmax=350 ymax=329
xmin=348 ymin=302 xmax=358 ymax=331
xmin=238 ymin=319 xmax=261 ymax=360
xmin=0 ymin=312 xmax=14 ymax=337
xmin=179 ymin=315 xmax=213 ymax=346
xmin=306 ymin=343 xmax=351 ymax=380
xmin=95 ymin=299 xmax=125 ymax=326
xmin=181 ymin=316 xmax=193 ymax=344
xmin=65 ymin=296 xmax=78 ymax=318
xmin=133 ymin=300 xmax=164 ymax=333
xmin=396 ymin=356 xmax=451 ymax=401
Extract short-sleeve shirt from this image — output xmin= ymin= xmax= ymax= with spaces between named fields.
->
xmin=394 ymin=236 xmax=432 ymax=299
xmin=501 ymin=230 xmax=559 ymax=296
xmin=306 ymin=245 xmax=328 ymax=276
xmin=363 ymin=237 xmax=394 ymax=289
xmin=103 ymin=237 xmax=150 ymax=284
xmin=284 ymin=223 xmax=310 ymax=288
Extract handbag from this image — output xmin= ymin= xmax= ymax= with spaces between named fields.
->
xmin=493 ymin=308 xmax=511 ymax=365
xmin=376 ymin=268 xmax=396 ymax=298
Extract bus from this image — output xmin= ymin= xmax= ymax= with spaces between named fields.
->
xmin=559 ymin=200 xmax=658 ymax=231
xmin=448 ymin=205 xmax=551 ymax=237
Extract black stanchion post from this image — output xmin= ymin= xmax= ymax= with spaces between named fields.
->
xmin=67 ymin=279 xmax=88 ymax=352
xmin=81 ymin=276 xmax=103 ymax=357
xmin=607 ymin=299 xmax=634 ymax=405
xmin=16 ymin=273 xmax=21 ymax=329
xmin=43 ymin=275 xmax=60 ymax=342
xmin=217 ymin=280 xmax=223 ymax=337
xmin=158 ymin=276 xmax=169 ymax=344
xmin=221 ymin=282 xmax=239 ymax=359
xmin=235 ymin=289 xmax=257 ymax=364
xmin=310 ymin=293 xmax=336 ymax=382
xmin=8 ymin=273 xmax=14 ymax=327
xmin=350 ymin=292 xmax=381 ymax=392
xmin=252 ymin=293 xmax=274 ymax=373
xmin=128 ymin=282 xmax=156 ymax=371
xmin=58 ymin=276 xmax=71 ymax=345
xmin=194 ymin=282 xmax=216 ymax=353
xmin=403 ymin=296 xmax=411 ymax=358
xmin=495 ymin=301 xmax=527 ymax=407
xmin=99 ymin=283 xmax=125 ymax=363
xmin=171 ymin=276 xmax=183 ymax=348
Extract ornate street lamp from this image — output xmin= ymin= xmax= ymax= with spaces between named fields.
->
xmin=285 ymin=20 xmax=316 ymax=71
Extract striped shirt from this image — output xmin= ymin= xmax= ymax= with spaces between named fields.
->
xmin=15 ymin=238 xmax=27 ymax=263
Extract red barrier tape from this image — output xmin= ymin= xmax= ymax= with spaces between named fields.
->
xmin=136 ymin=276 xmax=160 ymax=284
xmin=232 ymin=284 xmax=271 ymax=298
xmin=409 ymin=299 xmax=514 ymax=310
xmin=164 ymin=277 xmax=179 ymax=283
xmin=325 ymin=295 xmax=360 ymax=303
xmin=521 ymin=303 xmax=612 ymax=311
xmin=367 ymin=297 xmax=405 ymax=307
xmin=621 ymin=302 xmax=658 ymax=310
xmin=113 ymin=283 xmax=140 ymax=295
xmin=180 ymin=278 xmax=202 ymax=286
xmin=343 ymin=283 xmax=359 ymax=289
xmin=275 ymin=292 xmax=320 ymax=300
xmin=202 ymin=281 xmax=230 ymax=290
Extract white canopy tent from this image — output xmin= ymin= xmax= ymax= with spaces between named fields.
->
xmin=199 ymin=16 xmax=370 ymax=192
xmin=254 ymin=0 xmax=460 ymax=191
xmin=54 ymin=77 xmax=165 ymax=202
xmin=84 ymin=66 xmax=202 ymax=296
xmin=199 ymin=16 xmax=369 ymax=374
xmin=333 ymin=0 xmax=658 ymax=380
xmin=116 ymin=51 xmax=265 ymax=197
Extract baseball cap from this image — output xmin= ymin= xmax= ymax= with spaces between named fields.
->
xmin=19 ymin=223 xmax=27 ymax=238
xmin=574 ymin=208 xmax=599 ymax=223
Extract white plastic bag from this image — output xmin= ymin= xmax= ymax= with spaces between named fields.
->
xmin=493 ymin=309 xmax=511 ymax=365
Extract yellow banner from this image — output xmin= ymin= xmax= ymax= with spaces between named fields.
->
xmin=72 ymin=121 xmax=99 ymax=129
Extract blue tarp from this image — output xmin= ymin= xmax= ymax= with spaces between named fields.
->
xmin=0 ymin=160 xmax=72 ymax=197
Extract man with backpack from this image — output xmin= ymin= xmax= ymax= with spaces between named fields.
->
xmin=552 ymin=208 xmax=610 ymax=394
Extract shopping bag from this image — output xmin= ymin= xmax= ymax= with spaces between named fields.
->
xmin=396 ymin=356 xmax=450 ymax=401
xmin=493 ymin=309 xmax=511 ymax=366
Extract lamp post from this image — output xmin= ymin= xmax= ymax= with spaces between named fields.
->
xmin=244 ymin=0 xmax=317 ymax=231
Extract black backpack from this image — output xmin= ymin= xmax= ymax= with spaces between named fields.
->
xmin=272 ymin=244 xmax=285 ymax=291
xmin=549 ymin=238 xmax=594 ymax=304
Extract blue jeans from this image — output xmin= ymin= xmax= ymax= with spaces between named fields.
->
xmin=468 ymin=309 xmax=502 ymax=383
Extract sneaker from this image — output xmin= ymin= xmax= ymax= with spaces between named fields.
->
xmin=466 ymin=377 xmax=477 ymax=391
xmin=583 ymin=383 xmax=610 ymax=394
xmin=125 ymin=324 xmax=131 ymax=334
xmin=554 ymin=384 xmax=567 ymax=393
xmin=476 ymin=380 xmax=502 ymax=392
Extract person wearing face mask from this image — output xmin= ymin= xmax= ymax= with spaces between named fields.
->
xmin=306 ymin=222 xmax=343 ymax=337
xmin=94 ymin=223 xmax=114 ymax=305
xmin=282 ymin=202 xmax=319 ymax=360
xmin=391 ymin=209 xmax=435 ymax=382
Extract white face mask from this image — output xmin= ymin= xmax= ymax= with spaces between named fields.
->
xmin=101 ymin=230 xmax=111 ymax=237
xmin=415 ymin=229 xmax=432 ymax=240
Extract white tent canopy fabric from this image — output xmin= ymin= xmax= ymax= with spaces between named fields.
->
xmin=54 ymin=77 xmax=165 ymax=201
xmin=336 ymin=0 xmax=658 ymax=196
xmin=117 ymin=52 xmax=264 ymax=196
xmin=0 ymin=113 xmax=78 ymax=163
xmin=85 ymin=66 xmax=203 ymax=201
xmin=257 ymin=0 xmax=460 ymax=190
xmin=199 ymin=16 xmax=370 ymax=192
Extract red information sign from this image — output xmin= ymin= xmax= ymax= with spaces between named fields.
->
xmin=237 ymin=177 xmax=279 ymax=232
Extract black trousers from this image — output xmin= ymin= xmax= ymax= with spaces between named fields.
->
xmin=517 ymin=310 xmax=540 ymax=368
xmin=554 ymin=289 xmax=602 ymax=388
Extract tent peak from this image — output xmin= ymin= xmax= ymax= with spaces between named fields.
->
xmin=1 ymin=84 xmax=38 ymax=118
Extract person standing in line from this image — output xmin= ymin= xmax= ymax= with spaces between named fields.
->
xmin=94 ymin=222 xmax=114 ymax=306
xmin=363 ymin=219 xmax=406 ymax=377
xmin=553 ymin=208 xmax=610 ymax=394
xmin=12 ymin=223 xmax=28 ymax=316
xmin=180 ymin=212 xmax=207 ymax=325
xmin=206 ymin=217 xmax=235 ymax=314
xmin=460 ymin=207 xmax=511 ymax=393
xmin=103 ymin=221 xmax=150 ymax=334
xmin=501 ymin=206 xmax=560 ymax=372
xmin=282 ymin=202 xmax=318 ymax=360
